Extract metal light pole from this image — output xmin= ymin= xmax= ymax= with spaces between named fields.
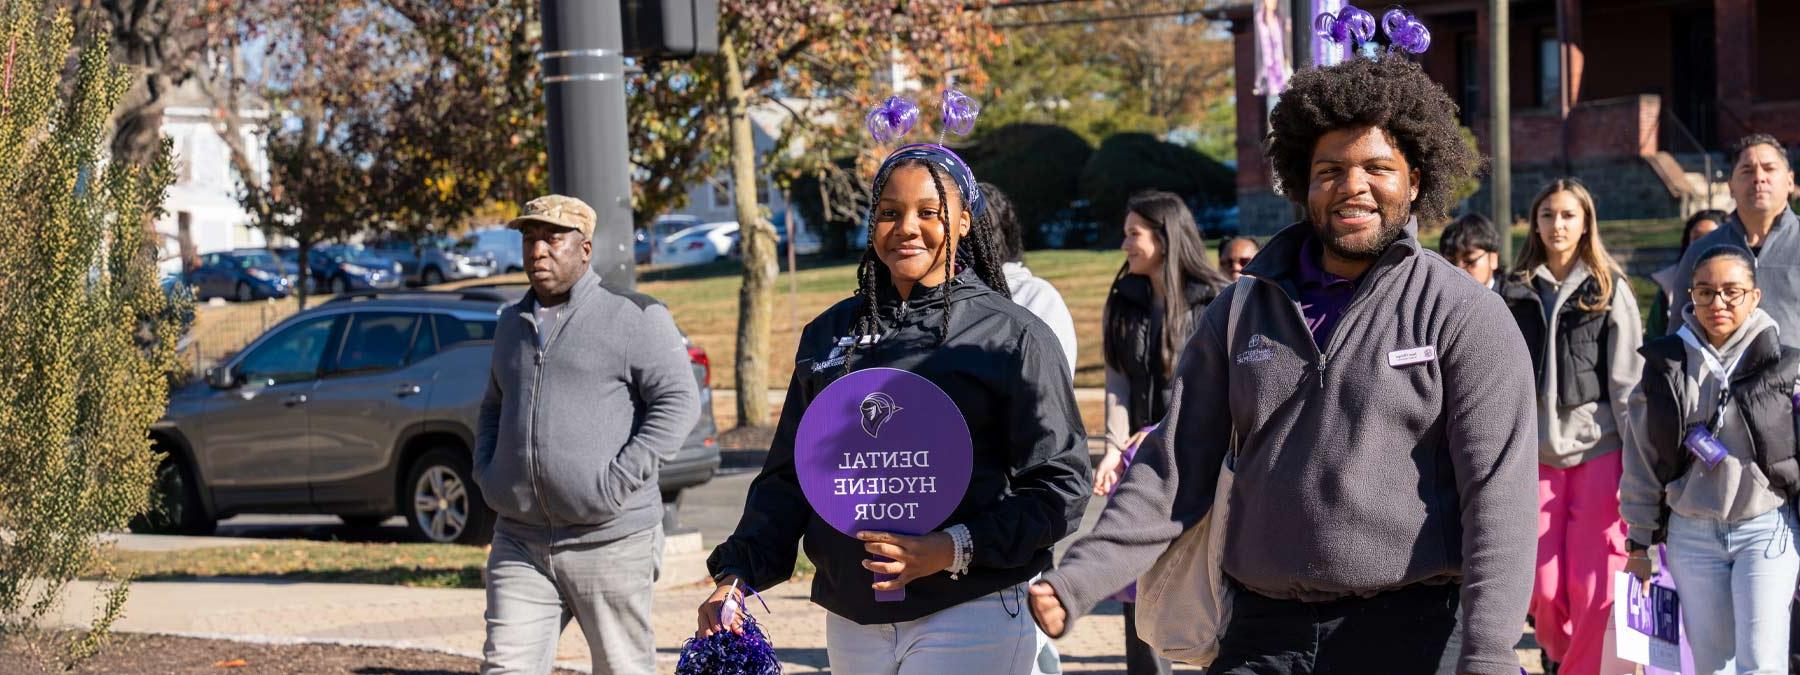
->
xmin=1490 ymin=0 xmax=1512 ymax=263
xmin=539 ymin=0 xmax=636 ymax=290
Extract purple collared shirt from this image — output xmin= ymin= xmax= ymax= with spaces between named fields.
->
xmin=1295 ymin=240 xmax=1361 ymax=348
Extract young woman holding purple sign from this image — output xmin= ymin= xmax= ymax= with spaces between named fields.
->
xmin=694 ymin=91 xmax=1090 ymax=674
xmin=1622 ymin=244 xmax=1800 ymax=674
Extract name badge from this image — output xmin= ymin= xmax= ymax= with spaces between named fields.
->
xmin=1387 ymin=346 xmax=1437 ymax=368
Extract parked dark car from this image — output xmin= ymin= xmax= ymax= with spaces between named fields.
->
xmin=1041 ymin=200 xmax=1103 ymax=249
xmin=310 ymin=245 xmax=406 ymax=294
xmin=186 ymin=249 xmax=298 ymax=301
xmin=366 ymin=236 xmax=497 ymax=287
xmin=459 ymin=228 xmax=524 ymax=274
xmin=138 ymin=287 xmax=721 ymax=545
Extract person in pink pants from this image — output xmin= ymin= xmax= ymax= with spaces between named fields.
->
xmin=1499 ymin=179 xmax=1644 ymax=675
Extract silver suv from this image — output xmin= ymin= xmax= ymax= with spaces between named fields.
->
xmin=138 ymin=287 xmax=720 ymax=545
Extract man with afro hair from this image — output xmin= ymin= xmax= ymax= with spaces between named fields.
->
xmin=1028 ymin=54 xmax=1538 ymax=675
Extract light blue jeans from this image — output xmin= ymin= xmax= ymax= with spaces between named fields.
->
xmin=825 ymin=583 xmax=1037 ymax=674
xmin=1664 ymin=503 xmax=1800 ymax=675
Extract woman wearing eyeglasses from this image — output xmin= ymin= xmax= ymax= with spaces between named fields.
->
xmin=1216 ymin=235 xmax=1260 ymax=282
xmin=1622 ymin=244 xmax=1800 ymax=674
xmin=1500 ymin=178 xmax=1644 ymax=675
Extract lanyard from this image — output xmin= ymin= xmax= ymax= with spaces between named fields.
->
xmin=1677 ymin=325 xmax=1748 ymax=430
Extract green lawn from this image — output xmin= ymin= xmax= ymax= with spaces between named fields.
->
xmin=90 ymin=540 xmax=815 ymax=589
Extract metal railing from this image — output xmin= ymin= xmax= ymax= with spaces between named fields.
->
xmin=1659 ymin=106 xmax=1718 ymax=208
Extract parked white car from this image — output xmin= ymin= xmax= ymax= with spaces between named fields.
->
xmin=657 ymin=222 xmax=738 ymax=267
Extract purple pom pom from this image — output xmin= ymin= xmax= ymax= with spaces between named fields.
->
xmin=676 ymin=612 xmax=782 ymax=675
xmin=940 ymin=89 xmax=981 ymax=137
xmin=1381 ymin=8 xmax=1431 ymax=54
xmin=1339 ymin=6 xmax=1376 ymax=43
xmin=865 ymin=96 xmax=919 ymax=145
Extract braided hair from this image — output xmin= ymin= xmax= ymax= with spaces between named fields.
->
xmin=843 ymin=157 xmax=1010 ymax=373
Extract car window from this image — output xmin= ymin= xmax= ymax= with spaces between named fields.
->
xmin=435 ymin=314 xmax=496 ymax=347
xmin=332 ymin=312 xmax=419 ymax=376
xmin=237 ymin=315 xmax=336 ymax=386
xmin=407 ymin=315 xmax=438 ymax=363
xmin=236 ymin=252 xmax=276 ymax=269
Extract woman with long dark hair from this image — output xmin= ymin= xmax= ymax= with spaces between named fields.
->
xmin=695 ymin=94 xmax=1090 ymax=673
xmin=1503 ymin=177 xmax=1643 ymax=675
xmin=1646 ymin=209 xmax=1727 ymax=338
xmin=1090 ymin=190 xmax=1230 ymax=675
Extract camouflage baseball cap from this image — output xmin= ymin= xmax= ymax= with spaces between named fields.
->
xmin=508 ymin=194 xmax=595 ymax=238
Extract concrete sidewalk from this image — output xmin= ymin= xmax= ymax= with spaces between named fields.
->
xmin=49 ymin=574 xmax=1165 ymax=674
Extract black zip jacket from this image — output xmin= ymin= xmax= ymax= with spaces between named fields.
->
xmin=706 ymin=269 xmax=1091 ymax=623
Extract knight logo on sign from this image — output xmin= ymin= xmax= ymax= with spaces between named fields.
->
xmin=796 ymin=368 xmax=973 ymax=602
xmin=859 ymin=392 xmax=903 ymax=438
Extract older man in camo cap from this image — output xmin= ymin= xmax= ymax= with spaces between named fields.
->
xmin=474 ymin=194 xmax=699 ymax=674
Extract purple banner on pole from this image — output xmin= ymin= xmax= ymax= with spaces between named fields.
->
xmin=795 ymin=367 xmax=973 ymax=602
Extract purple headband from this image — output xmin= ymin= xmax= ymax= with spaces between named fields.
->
xmin=864 ymin=89 xmax=986 ymax=218
xmin=876 ymin=143 xmax=985 ymax=219
xmin=1316 ymin=4 xmax=1430 ymax=58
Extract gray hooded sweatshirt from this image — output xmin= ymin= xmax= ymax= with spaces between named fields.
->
xmin=1523 ymin=263 xmax=1644 ymax=468
xmin=1622 ymin=307 xmax=1789 ymax=548
xmin=1042 ymin=222 xmax=1538 ymax=675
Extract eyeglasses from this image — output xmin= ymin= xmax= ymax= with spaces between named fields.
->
xmin=1225 ymin=257 xmax=1255 ymax=267
xmin=1690 ymin=287 xmax=1752 ymax=307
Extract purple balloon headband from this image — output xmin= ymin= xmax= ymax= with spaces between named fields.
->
xmin=864 ymin=88 xmax=982 ymax=146
xmin=863 ymin=89 xmax=986 ymax=218
xmin=1315 ymin=4 xmax=1431 ymax=58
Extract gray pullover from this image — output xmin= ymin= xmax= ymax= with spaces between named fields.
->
xmin=1623 ymin=308 xmax=1789 ymax=547
xmin=475 ymin=270 xmax=700 ymax=546
xmin=1042 ymin=223 xmax=1539 ymax=675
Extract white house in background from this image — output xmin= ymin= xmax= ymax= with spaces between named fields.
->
xmin=154 ymin=79 xmax=274 ymax=275
xmin=662 ymin=99 xmax=832 ymax=226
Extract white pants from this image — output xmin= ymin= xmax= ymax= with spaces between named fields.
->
xmin=826 ymin=583 xmax=1038 ymax=674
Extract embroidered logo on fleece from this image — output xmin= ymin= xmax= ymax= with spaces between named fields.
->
xmin=1236 ymin=334 xmax=1275 ymax=365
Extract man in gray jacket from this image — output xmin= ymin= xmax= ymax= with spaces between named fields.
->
xmin=1027 ymin=55 xmax=1539 ymax=675
xmin=1665 ymin=133 xmax=1798 ymax=343
xmin=475 ymin=195 xmax=700 ymax=674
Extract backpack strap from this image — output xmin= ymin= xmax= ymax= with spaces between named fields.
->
xmin=1223 ymin=276 xmax=1252 ymax=466
xmin=1225 ymin=276 xmax=1252 ymax=356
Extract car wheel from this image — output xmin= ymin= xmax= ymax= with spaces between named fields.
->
xmin=129 ymin=452 xmax=215 ymax=535
xmin=235 ymin=281 xmax=254 ymax=302
xmin=505 ymin=265 xmax=522 ymax=274
xmin=404 ymin=448 xmax=493 ymax=545
xmin=330 ymin=275 xmax=352 ymax=295
xmin=421 ymin=267 xmax=445 ymax=286
xmin=338 ymin=514 xmax=388 ymax=529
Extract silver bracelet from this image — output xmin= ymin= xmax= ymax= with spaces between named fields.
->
xmin=945 ymin=524 xmax=973 ymax=579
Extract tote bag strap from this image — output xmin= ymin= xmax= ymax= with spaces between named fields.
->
xmin=1223 ymin=276 xmax=1252 ymax=466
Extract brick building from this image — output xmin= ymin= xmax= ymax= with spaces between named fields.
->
xmin=1224 ymin=0 xmax=1799 ymax=233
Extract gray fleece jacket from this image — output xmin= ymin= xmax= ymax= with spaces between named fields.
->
xmin=475 ymin=270 xmax=700 ymax=546
xmin=1042 ymin=222 xmax=1539 ymax=675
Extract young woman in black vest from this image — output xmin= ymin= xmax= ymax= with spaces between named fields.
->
xmin=1090 ymin=190 xmax=1230 ymax=675
xmin=1622 ymin=244 xmax=1800 ymax=673
xmin=1502 ymin=177 xmax=1644 ymax=675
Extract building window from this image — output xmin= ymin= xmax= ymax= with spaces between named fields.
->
xmin=1536 ymin=27 xmax=1560 ymax=108
xmin=1457 ymin=32 xmax=1479 ymax=124
xmin=712 ymin=178 xmax=731 ymax=208
xmin=756 ymin=177 xmax=771 ymax=205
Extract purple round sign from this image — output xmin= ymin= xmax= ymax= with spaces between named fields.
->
xmin=795 ymin=367 xmax=973 ymax=539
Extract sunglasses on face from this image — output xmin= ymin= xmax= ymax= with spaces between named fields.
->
xmin=1225 ymin=257 xmax=1255 ymax=267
